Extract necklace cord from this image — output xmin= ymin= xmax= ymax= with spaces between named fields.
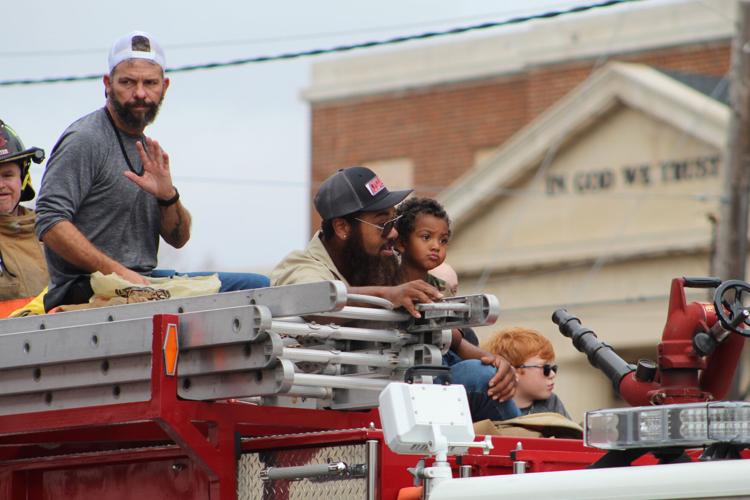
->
xmin=104 ymin=107 xmax=145 ymax=177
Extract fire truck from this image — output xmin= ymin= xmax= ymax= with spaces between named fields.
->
xmin=1 ymin=277 xmax=750 ymax=499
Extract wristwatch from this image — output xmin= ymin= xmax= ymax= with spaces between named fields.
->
xmin=157 ymin=187 xmax=180 ymax=207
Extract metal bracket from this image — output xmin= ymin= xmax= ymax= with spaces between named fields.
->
xmin=260 ymin=460 xmax=367 ymax=482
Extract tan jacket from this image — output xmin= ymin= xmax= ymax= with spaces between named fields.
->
xmin=0 ymin=206 xmax=49 ymax=299
xmin=270 ymin=232 xmax=349 ymax=287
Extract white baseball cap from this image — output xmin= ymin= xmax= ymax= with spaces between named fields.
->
xmin=108 ymin=31 xmax=166 ymax=72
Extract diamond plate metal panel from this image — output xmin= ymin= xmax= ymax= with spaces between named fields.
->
xmin=238 ymin=443 xmax=367 ymax=500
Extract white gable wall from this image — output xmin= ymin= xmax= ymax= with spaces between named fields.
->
xmin=450 ymin=106 xmax=721 ymax=277
xmin=447 ymin=100 xmax=723 ymax=420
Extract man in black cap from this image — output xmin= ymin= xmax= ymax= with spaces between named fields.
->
xmin=271 ymin=167 xmax=519 ymax=420
xmin=271 ymin=166 xmax=442 ymax=316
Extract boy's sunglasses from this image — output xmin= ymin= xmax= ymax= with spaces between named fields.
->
xmin=354 ymin=214 xmax=403 ymax=238
xmin=517 ymin=363 xmax=558 ymax=376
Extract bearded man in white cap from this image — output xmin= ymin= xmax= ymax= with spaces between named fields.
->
xmin=36 ymin=31 xmax=268 ymax=310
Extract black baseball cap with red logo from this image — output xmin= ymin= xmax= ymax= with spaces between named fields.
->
xmin=314 ymin=166 xmax=413 ymax=220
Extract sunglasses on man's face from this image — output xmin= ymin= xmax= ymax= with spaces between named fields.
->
xmin=517 ymin=363 xmax=558 ymax=376
xmin=354 ymin=214 xmax=403 ymax=238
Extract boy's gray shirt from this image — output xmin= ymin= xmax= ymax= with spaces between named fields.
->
xmin=518 ymin=393 xmax=571 ymax=420
xmin=35 ymin=108 xmax=161 ymax=292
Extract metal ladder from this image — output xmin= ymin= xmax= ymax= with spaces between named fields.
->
xmin=0 ymin=280 xmax=499 ymax=414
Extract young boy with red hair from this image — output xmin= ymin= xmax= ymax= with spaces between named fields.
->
xmin=484 ymin=327 xmax=570 ymax=419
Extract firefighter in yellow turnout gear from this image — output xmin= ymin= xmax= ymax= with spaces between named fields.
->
xmin=0 ymin=120 xmax=48 ymax=314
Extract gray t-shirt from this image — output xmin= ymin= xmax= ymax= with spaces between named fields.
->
xmin=518 ymin=393 xmax=571 ymax=420
xmin=35 ymin=108 xmax=161 ymax=292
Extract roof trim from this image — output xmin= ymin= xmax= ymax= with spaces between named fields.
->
xmin=303 ymin=0 xmax=734 ymax=103
xmin=457 ymin=232 xmax=710 ymax=276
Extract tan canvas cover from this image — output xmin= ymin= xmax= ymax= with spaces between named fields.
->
xmin=90 ymin=271 xmax=221 ymax=301
xmin=474 ymin=412 xmax=583 ymax=439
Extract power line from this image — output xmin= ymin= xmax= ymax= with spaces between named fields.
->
xmin=0 ymin=0 xmax=643 ymax=87
xmin=0 ymin=1 xmax=616 ymax=58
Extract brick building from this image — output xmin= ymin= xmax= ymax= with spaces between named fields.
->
xmin=304 ymin=0 xmax=733 ymax=233
xmin=303 ymin=0 xmax=739 ymax=418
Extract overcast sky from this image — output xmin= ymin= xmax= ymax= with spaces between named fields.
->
xmin=2 ymin=0 xmax=630 ymax=273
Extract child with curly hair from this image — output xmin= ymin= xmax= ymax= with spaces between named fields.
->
xmin=484 ymin=327 xmax=570 ymax=418
xmin=394 ymin=197 xmax=453 ymax=294
xmin=395 ymin=197 xmax=520 ymax=422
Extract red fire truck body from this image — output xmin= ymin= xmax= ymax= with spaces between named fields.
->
xmin=2 ymin=278 xmax=750 ymax=499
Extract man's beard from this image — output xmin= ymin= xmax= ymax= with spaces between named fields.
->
xmin=341 ymin=227 xmax=400 ymax=287
xmin=110 ymin=92 xmax=164 ymax=130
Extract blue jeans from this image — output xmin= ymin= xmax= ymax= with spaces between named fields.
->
xmin=150 ymin=269 xmax=269 ymax=292
xmin=444 ymin=351 xmax=520 ymax=422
